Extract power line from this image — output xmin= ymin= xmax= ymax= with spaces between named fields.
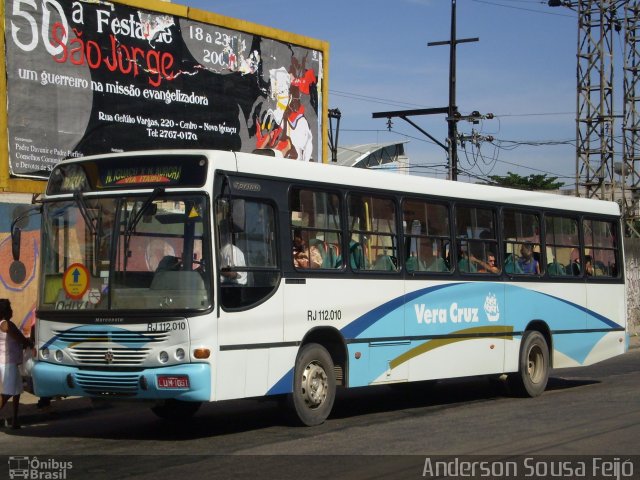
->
xmin=493 ymin=111 xmax=574 ymax=118
xmin=331 ymin=88 xmax=578 ymax=119
xmin=471 ymin=0 xmax=576 ymax=17
xmin=330 ymin=90 xmax=429 ymax=109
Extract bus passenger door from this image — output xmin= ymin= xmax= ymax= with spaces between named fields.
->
xmin=214 ymin=197 xmax=284 ymax=401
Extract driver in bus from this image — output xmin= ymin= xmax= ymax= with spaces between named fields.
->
xmin=219 ymin=220 xmax=247 ymax=285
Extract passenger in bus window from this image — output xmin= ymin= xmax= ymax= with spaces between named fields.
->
xmin=293 ymin=230 xmax=322 ymax=269
xmin=518 ymin=243 xmax=540 ymax=274
xmin=584 ymin=255 xmax=594 ymax=276
xmin=219 ymin=221 xmax=247 ymax=285
xmin=473 ymin=251 xmax=500 ymax=274
xmin=457 ymin=247 xmax=477 ymax=273
xmin=570 ymin=258 xmax=581 ymax=276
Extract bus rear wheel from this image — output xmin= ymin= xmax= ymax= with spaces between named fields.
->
xmin=291 ymin=343 xmax=336 ymax=426
xmin=509 ymin=330 xmax=549 ymax=397
xmin=151 ymin=399 xmax=201 ymax=420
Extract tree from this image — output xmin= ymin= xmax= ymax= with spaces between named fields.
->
xmin=486 ymin=172 xmax=564 ymax=191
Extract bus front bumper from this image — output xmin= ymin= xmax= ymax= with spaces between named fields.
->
xmin=32 ymin=362 xmax=211 ymax=402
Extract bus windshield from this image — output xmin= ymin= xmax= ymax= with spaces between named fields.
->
xmin=39 ymin=193 xmax=211 ymax=313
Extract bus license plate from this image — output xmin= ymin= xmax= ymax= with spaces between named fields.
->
xmin=157 ymin=375 xmax=190 ymax=389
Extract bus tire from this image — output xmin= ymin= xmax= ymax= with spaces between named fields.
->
xmin=509 ymin=330 xmax=549 ymax=397
xmin=151 ymin=399 xmax=201 ymax=420
xmin=291 ymin=343 xmax=336 ymax=426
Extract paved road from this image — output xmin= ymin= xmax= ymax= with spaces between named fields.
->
xmin=1 ymin=347 xmax=639 ymax=479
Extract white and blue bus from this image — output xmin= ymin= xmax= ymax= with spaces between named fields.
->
xmin=26 ymin=150 xmax=627 ymax=426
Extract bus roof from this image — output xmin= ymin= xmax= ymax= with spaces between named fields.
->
xmin=234 ymin=151 xmax=620 ymax=217
xmin=49 ymin=149 xmax=620 ymax=217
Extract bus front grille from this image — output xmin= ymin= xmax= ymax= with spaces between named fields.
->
xmin=53 ymin=329 xmax=169 ymax=344
xmin=69 ymin=347 xmax=150 ymax=366
xmin=75 ymin=372 xmax=140 ymax=397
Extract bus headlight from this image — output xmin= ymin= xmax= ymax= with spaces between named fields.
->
xmin=41 ymin=348 xmax=50 ymax=360
xmin=159 ymin=351 xmax=169 ymax=364
xmin=175 ymin=348 xmax=185 ymax=361
xmin=54 ymin=350 xmax=63 ymax=362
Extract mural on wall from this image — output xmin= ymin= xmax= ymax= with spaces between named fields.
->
xmin=0 ymin=203 xmax=40 ymax=337
xmin=5 ymin=0 xmax=324 ymax=179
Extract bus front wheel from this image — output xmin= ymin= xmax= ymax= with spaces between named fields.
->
xmin=151 ymin=399 xmax=201 ymax=420
xmin=509 ymin=330 xmax=549 ymax=397
xmin=291 ymin=343 xmax=336 ymax=426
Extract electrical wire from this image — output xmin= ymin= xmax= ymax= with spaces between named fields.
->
xmin=471 ymin=0 xmax=576 ymax=17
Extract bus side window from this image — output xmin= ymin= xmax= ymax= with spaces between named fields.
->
xmin=545 ymin=215 xmax=580 ymax=279
xmin=583 ymin=218 xmax=618 ymax=278
xmin=348 ymin=193 xmax=397 ymax=272
xmin=290 ymin=188 xmax=342 ymax=270
xmin=455 ymin=205 xmax=498 ymax=275
xmin=503 ymin=209 xmax=542 ymax=276
xmin=402 ymin=199 xmax=451 ymax=275
xmin=217 ymin=197 xmax=278 ymax=310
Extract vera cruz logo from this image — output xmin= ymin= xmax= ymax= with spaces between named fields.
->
xmin=414 ymin=293 xmax=501 ymax=325
xmin=484 ymin=293 xmax=500 ymax=322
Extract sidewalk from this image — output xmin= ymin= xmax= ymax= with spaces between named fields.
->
xmin=6 ymin=393 xmax=98 ymax=428
xmin=8 ymin=333 xmax=640 ymax=428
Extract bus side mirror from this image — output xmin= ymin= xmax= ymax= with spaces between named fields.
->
xmin=10 ymin=226 xmax=26 ymax=284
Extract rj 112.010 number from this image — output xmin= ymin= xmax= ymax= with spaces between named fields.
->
xmin=307 ymin=309 xmax=342 ymax=322
xmin=148 ymin=321 xmax=186 ymax=332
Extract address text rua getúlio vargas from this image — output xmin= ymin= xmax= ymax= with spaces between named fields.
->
xmin=422 ymin=457 xmax=635 ymax=479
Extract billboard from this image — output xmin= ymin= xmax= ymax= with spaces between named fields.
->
xmin=2 ymin=0 xmax=328 ymax=182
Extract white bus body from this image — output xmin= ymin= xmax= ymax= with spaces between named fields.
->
xmin=31 ymin=150 xmax=627 ymax=425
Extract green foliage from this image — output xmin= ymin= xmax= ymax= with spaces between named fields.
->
xmin=486 ymin=172 xmax=565 ymax=191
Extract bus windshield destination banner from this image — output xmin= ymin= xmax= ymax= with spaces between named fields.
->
xmin=5 ymin=0 xmax=324 ymax=178
xmin=47 ymin=155 xmax=207 ymax=193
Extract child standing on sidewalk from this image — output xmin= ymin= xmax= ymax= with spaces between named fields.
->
xmin=0 ymin=299 xmax=33 ymax=429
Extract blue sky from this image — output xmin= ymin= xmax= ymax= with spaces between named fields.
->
xmin=173 ymin=0 xmax=615 ymax=187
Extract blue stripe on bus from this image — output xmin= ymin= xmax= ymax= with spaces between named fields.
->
xmin=537 ymin=291 xmax=621 ymax=329
xmin=266 ymin=368 xmax=294 ymax=396
xmin=340 ymin=283 xmax=461 ymax=339
xmin=342 ymin=283 xmax=620 ymax=341
xmin=268 ymin=282 xmax=621 ymax=392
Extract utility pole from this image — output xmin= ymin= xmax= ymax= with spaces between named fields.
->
xmin=373 ymin=0 xmax=478 ymax=181
xmin=328 ymin=108 xmax=342 ymax=163
xmin=428 ymin=0 xmax=478 ymax=180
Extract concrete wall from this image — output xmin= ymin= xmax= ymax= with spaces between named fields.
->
xmin=625 ymin=238 xmax=640 ymax=335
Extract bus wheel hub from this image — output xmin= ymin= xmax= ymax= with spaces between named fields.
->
xmin=301 ymin=361 xmax=328 ymax=408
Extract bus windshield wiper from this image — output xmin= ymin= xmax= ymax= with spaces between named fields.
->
xmin=126 ymin=187 xmax=164 ymax=235
xmin=73 ymin=190 xmax=97 ymax=235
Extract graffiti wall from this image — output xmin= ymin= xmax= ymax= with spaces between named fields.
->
xmin=4 ymin=0 xmax=326 ymax=179
xmin=625 ymin=238 xmax=640 ymax=335
xmin=0 ymin=199 xmax=40 ymax=336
